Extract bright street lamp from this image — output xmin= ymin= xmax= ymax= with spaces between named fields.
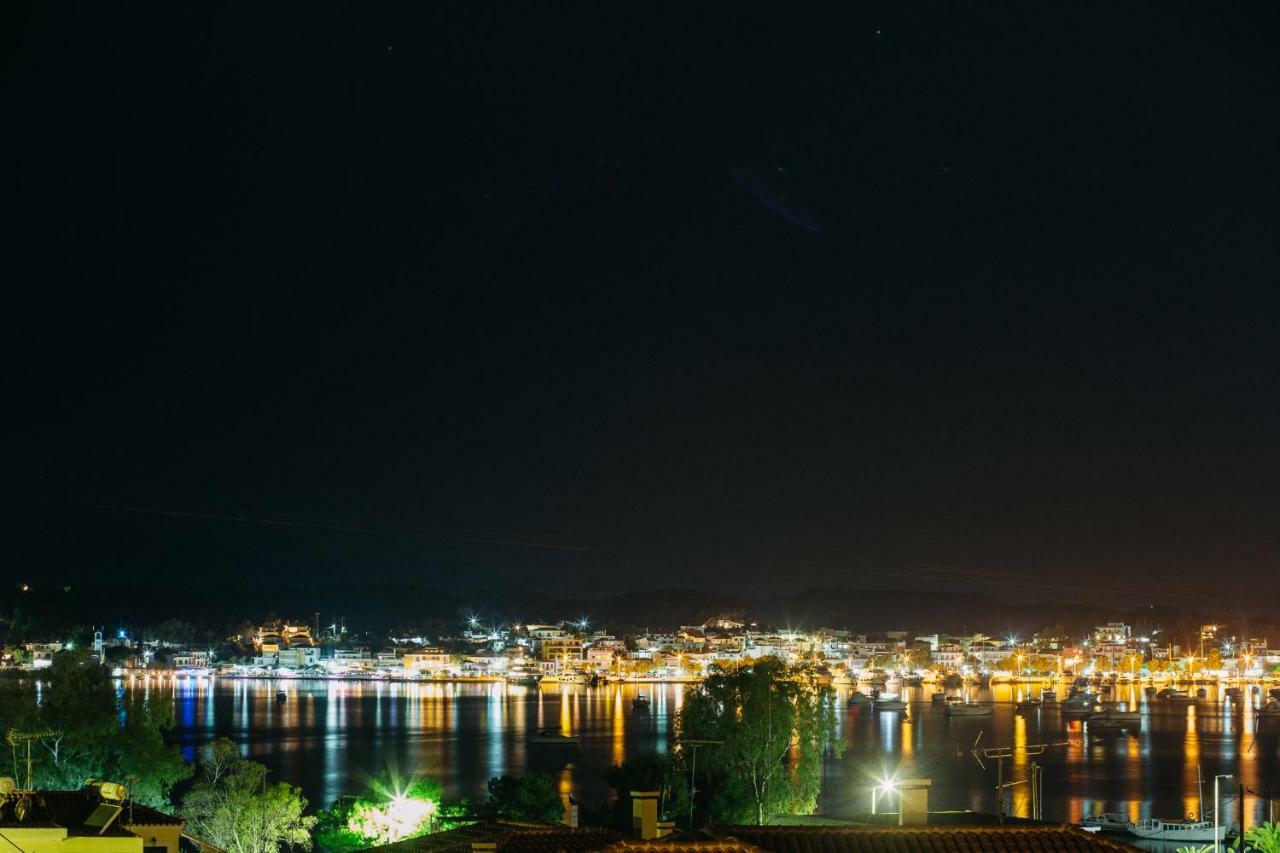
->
xmin=1213 ymin=773 xmax=1233 ymax=853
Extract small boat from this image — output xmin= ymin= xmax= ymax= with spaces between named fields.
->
xmin=1128 ymin=818 xmax=1227 ymax=843
xmin=1015 ymin=697 xmax=1042 ymax=712
xmin=1081 ymin=813 xmax=1132 ymax=833
xmin=1091 ymin=706 xmax=1140 ymax=724
xmin=632 ymin=693 xmax=651 ymax=713
xmin=847 ymin=691 xmax=872 ymax=707
xmin=1062 ymin=692 xmax=1100 ymax=715
xmin=1257 ymin=700 xmax=1280 ymax=718
xmin=931 ymin=692 xmax=948 ymax=705
xmin=1041 ymin=689 xmax=1059 ymax=703
xmin=873 ymin=694 xmax=908 ymax=711
xmin=529 ymin=729 xmax=579 ymax=745
xmin=1161 ymin=688 xmax=1197 ymax=704
xmin=275 ymin=690 xmax=287 ymax=703
xmin=904 ymin=675 xmax=924 ymax=687
xmin=945 ymin=698 xmax=993 ymax=717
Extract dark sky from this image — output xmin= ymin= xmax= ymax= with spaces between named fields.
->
xmin=5 ymin=4 xmax=1280 ymax=603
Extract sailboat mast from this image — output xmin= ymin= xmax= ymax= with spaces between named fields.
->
xmin=1197 ymin=764 xmax=1205 ymax=820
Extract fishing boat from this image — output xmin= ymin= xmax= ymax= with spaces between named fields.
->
xmin=945 ymin=697 xmax=992 ymax=717
xmin=1081 ymin=813 xmax=1132 ymax=833
xmin=632 ymin=692 xmax=651 ymax=713
xmin=529 ymin=729 xmax=579 ymax=745
xmin=873 ymin=694 xmax=908 ymax=711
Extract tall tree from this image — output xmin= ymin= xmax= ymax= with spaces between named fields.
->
xmin=677 ymin=657 xmax=843 ymax=825
xmin=182 ymin=738 xmax=316 ymax=853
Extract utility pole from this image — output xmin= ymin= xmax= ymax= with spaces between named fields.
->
xmin=970 ymin=733 xmax=1069 ymax=824
xmin=680 ymin=739 xmax=722 ymax=830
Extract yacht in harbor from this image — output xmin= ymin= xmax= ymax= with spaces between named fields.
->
xmin=1127 ymin=818 xmax=1228 ymax=843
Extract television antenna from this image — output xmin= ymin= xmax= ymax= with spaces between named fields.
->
xmin=6 ymin=728 xmax=62 ymax=790
xmin=969 ymin=731 xmax=1071 ymax=823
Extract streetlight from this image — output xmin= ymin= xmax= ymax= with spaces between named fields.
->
xmin=1213 ymin=773 xmax=1233 ymax=853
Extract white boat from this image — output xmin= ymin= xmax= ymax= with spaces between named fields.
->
xmin=873 ymin=694 xmax=907 ymax=711
xmin=945 ymin=699 xmax=993 ymax=717
xmin=1081 ymin=813 xmax=1131 ymax=833
xmin=1128 ymin=818 xmax=1226 ymax=843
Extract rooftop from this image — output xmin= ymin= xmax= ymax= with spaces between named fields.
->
xmin=362 ymin=822 xmax=1138 ymax=853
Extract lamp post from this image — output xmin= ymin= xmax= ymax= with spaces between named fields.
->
xmin=1214 ymin=773 xmax=1234 ymax=853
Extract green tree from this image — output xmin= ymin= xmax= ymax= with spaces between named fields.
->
xmin=485 ymin=774 xmax=563 ymax=822
xmin=0 ymin=651 xmax=189 ymax=804
xmin=316 ymin=774 xmax=454 ymax=853
xmin=604 ymin=754 xmax=689 ymax=829
xmin=677 ymin=657 xmax=843 ymax=825
xmin=181 ymin=738 xmax=316 ymax=853
xmin=115 ymin=692 xmax=193 ymax=807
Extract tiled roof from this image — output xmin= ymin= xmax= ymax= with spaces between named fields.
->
xmin=365 ymin=823 xmax=1138 ymax=853
xmin=717 ymin=825 xmax=1140 ymax=853
xmin=368 ymin=820 xmax=623 ymax=853
xmin=124 ymin=801 xmax=186 ymax=827
xmin=0 ymin=788 xmax=183 ymax=836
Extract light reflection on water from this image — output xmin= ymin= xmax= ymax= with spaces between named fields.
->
xmin=137 ymin=678 xmax=1280 ymax=832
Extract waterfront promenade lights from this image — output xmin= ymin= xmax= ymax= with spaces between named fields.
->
xmin=1213 ymin=773 xmax=1233 ymax=853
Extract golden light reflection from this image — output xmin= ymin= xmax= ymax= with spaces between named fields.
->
xmin=1184 ymin=705 xmax=1201 ymax=819
xmin=560 ymin=688 xmax=572 ymax=735
xmin=612 ymin=688 xmax=625 ymax=766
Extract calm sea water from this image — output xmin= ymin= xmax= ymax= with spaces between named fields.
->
xmin=137 ymin=678 xmax=1280 ymax=837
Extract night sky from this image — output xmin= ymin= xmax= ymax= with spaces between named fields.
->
xmin=6 ymin=4 xmax=1280 ymax=603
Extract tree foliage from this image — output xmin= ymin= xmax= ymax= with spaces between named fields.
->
xmin=676 ymin=657 xmax=843 ymax=825
xmin=485 ymin=774 xmax=563 ymax=822
xmin=181 ymin=738 xmax=316 ymax=853
xmin=604 ymin=753 xmax=689 ymax=829
xmin=0 ymin=649 xmax=190 ymax=806
xmin=315 ymin=774 xmax=459 ymax=853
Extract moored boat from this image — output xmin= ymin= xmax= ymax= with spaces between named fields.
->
xmin=1081 ymin=813 xmax=1131 ymax=833
xmin=1128 ymin=818 xmax=1227 ymax=843
xmin=945 ymin=698 xmax=993 ymax=717
xmin=873 ymin=694 xmax=908 ymax=711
